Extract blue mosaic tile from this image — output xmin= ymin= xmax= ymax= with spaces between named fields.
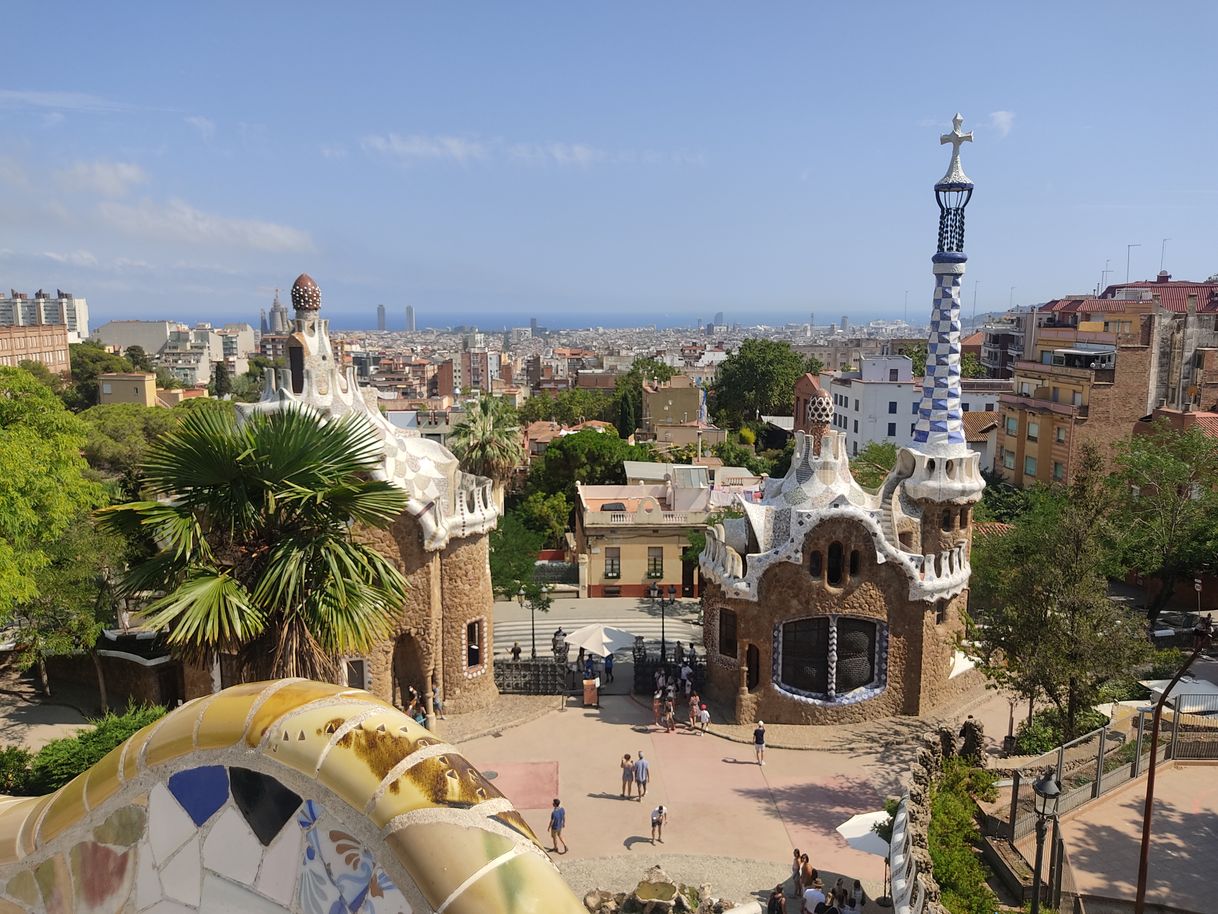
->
xmin=167 ymin=765 xmax=229 ymax=826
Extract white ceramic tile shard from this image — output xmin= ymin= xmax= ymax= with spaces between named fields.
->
xmin=159 ymin=835 xmax=202 ymax=907
xmin=199 ymin=872 xmax=292 ymax=913
xmin=201 ymin=808 xmax=260 ymax=885
xmin=135 ymin=841 xmax=163 ymax=911
xmin=148 ymin=783 xmax=197 ymax=866
xmin=252 ymin=817 xmax=303 ymax=905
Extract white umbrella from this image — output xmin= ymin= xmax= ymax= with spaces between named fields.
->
xmin=836 ymin=811 xmax=892 ymax=858
xmin=563 ymin=623 xmax=637 ymax=658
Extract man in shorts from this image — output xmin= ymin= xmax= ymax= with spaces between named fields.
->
xmin=754 ymin=720 xmax=766 ymax=765
xmin=633 ymin=751 xmax=650 ymax=799
xmin=650 ymin=804 xmax=668 ymax=843
xmin=548 ymin=798 xmax=568 ymax=854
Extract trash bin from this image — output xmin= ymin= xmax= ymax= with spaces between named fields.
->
xmin=583 ymin=677 xmax=600 ymax=708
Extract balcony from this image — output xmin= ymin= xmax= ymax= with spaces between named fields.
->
xmin=1013 ymin=359 xmax=1115 ymax=384
xmin=999 ymin=392 xmax=1087 ymax=418
xmin=583 ymin=509 xmax=710 ymax=527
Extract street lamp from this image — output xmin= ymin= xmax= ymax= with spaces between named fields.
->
xmin=516 ymin=586 xmax=536 ymax=659
xmin=1030 ymin=770 xmax=1060 ymax=914
xmin=1134 ymin=614 xmax=1214 ymax=914
xmin=649 ymin=583 xmax=678 ymax=662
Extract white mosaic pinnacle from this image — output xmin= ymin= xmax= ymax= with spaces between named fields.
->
xmin=911 ymin=264 xmax=969 ymax=455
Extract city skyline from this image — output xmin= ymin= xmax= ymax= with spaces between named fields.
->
xmin=1 ymin=3 xmax=1215 ymax=327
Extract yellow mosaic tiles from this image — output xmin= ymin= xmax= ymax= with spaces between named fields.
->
xmin=0 ymin=679 xmax=585 ymax=914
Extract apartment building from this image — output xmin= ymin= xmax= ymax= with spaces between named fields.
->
xmin=995 ymin=275 xmax=1218 ymax=487
xmin=0 ymin=324 xmax=70 ymax=373
xmin=92 ymin=319 xmax=179 ymax=355
xmin=574 ymin=480 xmax=712 ymax=598
xmin=980 ymin=306 xmax=1046 ymax=379
xmin=641 ymin=374 xmax=702 ymax=433
xmin=827 ymin=356 xmax=1007 ymax=455
xmin=0 ymin=289 xmax=89 ymax=343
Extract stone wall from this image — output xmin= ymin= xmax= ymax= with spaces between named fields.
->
xmin=439 ymin=533 xmax=499 ymax=713
xmin=701 ymin=517 xmax=965 ymax=725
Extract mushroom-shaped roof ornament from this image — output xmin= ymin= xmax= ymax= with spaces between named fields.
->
xmin=290 ymin=273 xmax=322 ymax=312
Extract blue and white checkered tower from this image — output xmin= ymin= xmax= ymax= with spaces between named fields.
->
xmin=912 ymin=113 xmax=974 ymax=456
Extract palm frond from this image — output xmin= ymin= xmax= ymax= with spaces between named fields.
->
xmin=143 ymin=570 xmax=264 ymax=653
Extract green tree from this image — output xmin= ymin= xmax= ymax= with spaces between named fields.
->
xmin=211 ymin=361 xmax=233 ymax=397
xmin=973 ymin=469 xmax=1029 ymax=523
xmin=1112 ymin=420 xmax=1218 ymax=624
xmin=68 ymin=341 xmax=132 ymax=408
xmin=450 ymin=396 xmax=525 ymax=511
xmin=850 ymin=441 xmax=898 ymax=490
xmin=79 ymin=403 xmax=179 ymax=481
xmin=488 ymin=511 xmax=542 ymax=597
xmin=17 ymin=359 xmax=70 ymax=399
xmin=517 ymin=492 xmax=572 ymax=549
xmin=9 ymin=513 xmax=126 ymax=707
xmin=684 ymin=507 xmax=745 ymax=562
xmin=0 ymin=368 xmax=103 ymax=615
xmin=908 ymin=344 xmax=983 ymax=379
xmin=98 ymin=407 xmax=409 ymax=681
xmin=154 ymin=366 xmax=183 ymax=390
xmin=969 ymin=446 xmax=1151 ymax=740
xmin=712 ymin=340 xmax=816 ymax=425
xmin=530 ymin=428 xmax=658 ymax=504
xmin=124 ymin=345 xmax=154 ymax=371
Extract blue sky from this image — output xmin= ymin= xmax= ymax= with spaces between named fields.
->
xmin=1 ymin=2 xmax=1215 ymax=329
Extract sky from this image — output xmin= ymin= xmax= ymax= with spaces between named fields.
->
xmin=2 ymin=2 xmax=1216 ymax=330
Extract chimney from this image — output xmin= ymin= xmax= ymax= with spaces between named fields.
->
xmin=1157 ymin=271 xmax=1171 ymax=283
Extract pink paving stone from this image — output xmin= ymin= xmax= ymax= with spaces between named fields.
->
xmin=483 ymin=761 xmax=560 ymax=810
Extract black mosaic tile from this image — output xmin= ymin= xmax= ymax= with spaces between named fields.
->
xmin=228 ymin=766 xmax=302 ymax=846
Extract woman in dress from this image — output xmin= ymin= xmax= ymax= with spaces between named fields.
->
xmin=621 ymin=752 xmax=635 ymax=798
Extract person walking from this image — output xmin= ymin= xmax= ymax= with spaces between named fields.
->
xmin=649 ymin=804 xmax=668 ymax=843
xmin=768 ymin=884 xmax=788 ymax=914
xmin=548 ymin=798 xmax=568 ymax=854
xmin=510 ymin=641 xmax=522 ymax=661
xmin=620 ymin=753 xmax=635 ymax=798
xmin=790 ymin=849 xmax=802 ymax=895
xmin=604 ymin=652 xmax=615 ymax=683
xmin=633 ymin=752 xmax=650 ymax=799
xmin=801 ymin=877 xmax=825 ymax=914
xmin=432 ymin=686 xmax=446 ymax=720
xmin=799 ymin=855 xmax=815 ymax=895
xmin=754 ymin=720 xmax=767 ymax=765
xmin=698 ymin=704 xmax=710 ymax=734
xmin=688 ymin=692 xmax=700 ymax=728
xmin=652 ymin=689 xmax=663 ymax=726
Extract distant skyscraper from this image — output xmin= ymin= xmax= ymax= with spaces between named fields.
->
xmin=529 ymin=316 xmax=538 ymax=336
xmin=260 ymin=307 xmax=268 ymax=335
xmin=376 ymin=304 xmax=386 ymax=332
xmin=840 ymin=315 xmax=848 ymax=331
xmin=809 ymin=311 xmax=815 ymax=329
xmin=713 ymin=310 xmax=725 ymax=325
xmin=406 ymin=305 xmax=416 ymax=332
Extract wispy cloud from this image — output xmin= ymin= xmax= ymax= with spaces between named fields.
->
xmin=97 ymin=199 xmax=315 ymax=253
xmin=0 ymin=89 xmax=133 ymax=113
xmin=0 ymin=157 xmax=29 ymax=188
xmin=184 ymin=115 xmax=215 ymax=140
xmin=363 ymin=132 xmax=700 ymax=168
xmin=362 ymin=133 xmax=488 ymax=164
xmin=57 ymin=160 xmax=147 ymax=197
xmin=41 ymin=249 xmax=99 ymax=267
xmin=988 ymin=110 xmax=1015 ymax=137
xmin=320 ymin=144 xmax=347 ymax=159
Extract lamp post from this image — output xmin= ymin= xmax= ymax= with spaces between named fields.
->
xmin=649 ymin=583 xmax=677 ymax=662
xmin=1133 ymin=614 xmax=1214 ymax=914
xmin=1030 ymin=770 xmax=1060 ymax=914
xmin=516 ymin=586 xmax=536 ymax=659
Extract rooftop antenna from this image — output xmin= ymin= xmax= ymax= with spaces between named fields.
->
xmin=1160 ymin=238 xmax=1170 ymax=272
xmin=1100 ymin=260 xmax=1113 ymax=294
xmin=1126 ymin=242 xmax=1141 ymax=282
xmin=1009 ymin=285 xmax=1016 ymax=309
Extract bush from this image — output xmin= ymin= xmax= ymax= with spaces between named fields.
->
xmin=22 ymin=704 xmax=166 ymax=795
xmin=0 ymin=746 xmax=32 ymax=794
xmin=1014 ymin=708 xmax=1108 ymax=755
xmin=737 ymin=426 xmax=756 ymax=446
xmin=928 ymin=758 xmax=998 ymax=914
xmin=1147 ymin=648 xmax=1185 ymax=680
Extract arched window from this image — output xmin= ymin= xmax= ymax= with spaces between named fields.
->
xmin=778 ymin=616 xmax=883 ymax=700
xmin=849 ymin=549 xmax=860 ymax=577
xmin=835 ymin=619 xmax=878 ymax=693
xmin=959 ymin=506 xmax=970 ymax=528
xmin=718 ymin=609 xmax=738 ymax=658
xmin=780 ymin=618 xmax=830 ymax=694
xmin=809 ymin=551 xmax=822 ymax=579
xmin=941 ymin=510 xmax=953 ymax=531
xmin=827 ymin=543 xmax=844 ymax=586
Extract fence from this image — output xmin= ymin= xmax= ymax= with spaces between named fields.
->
xmin=493 ymin=657 xmax=570 ymax=694
xmin=631 ymin=638 xmax=707 ymax=696
xmin=1003 ymin=695 xmax=1218 ymax=841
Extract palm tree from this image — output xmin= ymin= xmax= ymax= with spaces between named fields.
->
xmin=98 ymin=407 xmax=409 ymax=682
xmin=449 ymin=396 xmax=524 ymax=512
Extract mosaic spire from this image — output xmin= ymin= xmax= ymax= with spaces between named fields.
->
xmin=912 ymin=114 xmax=974 ymax=455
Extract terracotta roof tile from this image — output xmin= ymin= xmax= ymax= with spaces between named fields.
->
xmin=961 ymin=411 xmax=999 ymax=441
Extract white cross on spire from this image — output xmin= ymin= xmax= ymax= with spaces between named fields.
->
xmin=937 ymin=113 xmax=973 ymax=186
